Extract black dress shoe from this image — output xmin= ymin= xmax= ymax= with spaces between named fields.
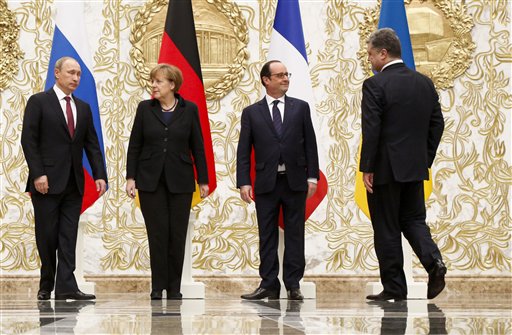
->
xmin=366 ymin=291 xmax=406 ymax=301
xmin=150 ymin=290 xmax=163 ymax=300
xmin=241 ymin=287 xmax=280 ymax=300
xmin=55 ymin=291 xmax=96 ymax=300
xmin=167 ymin=292 xmax=183 ymax=300
xmin=428 ymin=259 xmax=447 ymax=299
xmin=37 ymin=290 xmax=51 ymax=301
xmin=287 ymin=289 xmax=304 ymax=300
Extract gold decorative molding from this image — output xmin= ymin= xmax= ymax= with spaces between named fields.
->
xmin=129 ymin=0 xmax=249 ymax=100
xmin=0 ymin=0 xmax=24 ymax=91
xmin=0 ymin=0 xmax=509 ymax=277
xmin=358 ymin=0 xmax=475 ymax=89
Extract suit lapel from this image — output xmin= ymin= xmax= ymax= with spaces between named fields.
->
xmin=73 ymin=96 xmax=90 ymax=141
xmin=150 ymin=98 xmax=185 ymax=126
xmin=150 ymin=102 xmax=167 ymax=126
xmin=258 ymin=98 xmax=279 ymax=138
xmin=167 ymin=102 xmax=185 ymax=127
xmin=47 ymin=89 xmax=71 ymax=138
xmin=282 ymin=96 xmax=294 ymax=136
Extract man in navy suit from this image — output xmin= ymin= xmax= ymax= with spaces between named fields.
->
xmin=237 ymin=60 xmax=319 ymax=301
xmin=360 ymin=28 xmax=446 ymax=301
xmin=21 ymin=57 xmax=107 ymax=301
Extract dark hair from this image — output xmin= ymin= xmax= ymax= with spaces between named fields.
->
xmin=367 ymin=28 xmax=402 ymax=58
xmin=150 ymin=63 xmax=183 ymax=92
xmin=260 ymin=60 xmax=282 ymax=86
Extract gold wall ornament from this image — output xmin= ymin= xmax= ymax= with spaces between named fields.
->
xmin=0 ymin=0 xmax=24 ymax=91
xmin=130 ymin=0 xmax=249 ymax=100
xmin=358 ymin=0 xmax=475 ymax=90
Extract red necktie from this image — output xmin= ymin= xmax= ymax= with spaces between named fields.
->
xmin=64 ymin=96 xmax=74 ymax=137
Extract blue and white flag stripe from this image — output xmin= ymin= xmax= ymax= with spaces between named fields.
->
xmin=267 ymin=0 xmax=316 ymax=125
xmin=267 ymin=0 xmax=327 ymax=222
xmin=44 ymin=2 xmax=106 ymax=210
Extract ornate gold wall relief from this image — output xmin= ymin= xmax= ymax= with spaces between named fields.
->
xmin=130 ymin=0 xmax=249 ymax=100
xmin=358 ymin=0 xmax=475 ymax=89
xmin=0 ymin=0 xmax=24 ymax=91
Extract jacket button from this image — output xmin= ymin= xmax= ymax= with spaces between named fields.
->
xmin=164 ymin=138 xmax=168 ymax=142
xmin=164 ymin=127 xmax=168 ymax=131
xmin=163 ymin=149 xmax=167 ymax=152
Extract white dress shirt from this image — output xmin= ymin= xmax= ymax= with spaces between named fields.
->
xmin=53 ymin=84 xmax=77 ymax=128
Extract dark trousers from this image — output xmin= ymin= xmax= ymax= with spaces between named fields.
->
xmin=31 ymin=173 xmax=82 ymax=294
xmin=367 ymin=181 xmax=442 ymax=297
xmin=255 ymin=174 xmax=307 ymax=291
xmin=138 ymin=179 xmax=192 ymax=294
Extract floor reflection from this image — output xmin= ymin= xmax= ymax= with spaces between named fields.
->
xmin=242 ymin=299 xmax=306 ymax=334
xmin=368 ymin=300 xmax=447 ymax=335
xmin=37 ymin=300 xmax=96 ymax=334
xmin=0 ymin=293 xmax=508 ymax=334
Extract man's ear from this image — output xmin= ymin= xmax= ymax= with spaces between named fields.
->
xmin=380 ymin=48 xmax=388 ymax=59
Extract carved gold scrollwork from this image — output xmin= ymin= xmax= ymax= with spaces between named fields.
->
xmin=130 ymin=0 xmax=249 ymax=100
xmin=358 ymin=0 xmax=475 ymax=89
xmin=0 ymin=0 xmax=24 ymax=91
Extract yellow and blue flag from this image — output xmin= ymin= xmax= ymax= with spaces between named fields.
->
xmin=355 ymin=0 xmax=432 ymax=219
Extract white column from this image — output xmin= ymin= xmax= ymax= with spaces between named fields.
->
xmin=179 ymin=217 xmax=205 ymax=299
xmin=74 ymin=220 xmax=95 ymax=295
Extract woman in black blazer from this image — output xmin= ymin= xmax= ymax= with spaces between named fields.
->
xmin=126 ymin=64 xmax=209 ymax=300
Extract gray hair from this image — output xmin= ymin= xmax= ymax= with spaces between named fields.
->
xmin=54 ymin=56 xmax=77 ymax=71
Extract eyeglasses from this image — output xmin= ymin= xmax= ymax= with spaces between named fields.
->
xmin=270 ymin=72 xmax=292 ymax=79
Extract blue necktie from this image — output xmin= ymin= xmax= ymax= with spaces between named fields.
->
xmin=272 ymin=100 xmax=282 ymax=136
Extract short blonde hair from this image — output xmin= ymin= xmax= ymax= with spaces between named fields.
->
xmin=150 ymin=64 xmax=183 ymax=92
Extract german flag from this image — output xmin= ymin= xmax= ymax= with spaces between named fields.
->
xmin=158 ymin=0 xmax=217 ymax=206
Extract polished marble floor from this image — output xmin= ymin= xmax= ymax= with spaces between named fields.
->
xmin=0 ymin=292 xmax=510 ymax=334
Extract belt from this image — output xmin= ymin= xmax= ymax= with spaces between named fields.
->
xmin=277 ymin=171 xmax=286 ymax=175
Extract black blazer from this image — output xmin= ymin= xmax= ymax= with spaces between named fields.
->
xmin=360 ymin=63 xmax=444 ymax=185
xmin=21 ymin=89 xmax=107 ymax=195
xmin=126 ymin=95 xmax=208 ymax=193
xmin=237 ymin=96 xmax=319 ymax=195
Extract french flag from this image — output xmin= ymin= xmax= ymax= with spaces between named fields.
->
xmin=268 ymin=0 xmax=328 ymax=223
xmin=45 ymin=2 xmax=107 ymax=213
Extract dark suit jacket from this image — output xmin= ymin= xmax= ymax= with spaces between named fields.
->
xmin=126 ymin=95 xmax=208 ymax=193
xmin=21 ymin=88 xmax=107 ymax=195
xmin=236 ymin=96 xmax=319 ymax=194
xmin=360 ymin=63 xmax=444 ymax=185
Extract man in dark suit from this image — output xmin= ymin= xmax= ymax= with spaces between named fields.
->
xmin=237 ymin=60 xmax=319 ymax=301
xmin=21 ymin=56 xmax=107 ymax=301
xmin=360 ymin=28 xmax=446 ymax=301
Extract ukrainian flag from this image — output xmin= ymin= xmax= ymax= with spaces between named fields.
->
xmin=355 ymin=0 xmax=433 ymax=219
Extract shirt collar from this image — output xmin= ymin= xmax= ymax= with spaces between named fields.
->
xmin=266 ymin=94 xmax=285 ymax=106
xmin=53 ymin=84 xmax=74 ymax=102
xmin=381 ymin=59 xmax=404 ymax=72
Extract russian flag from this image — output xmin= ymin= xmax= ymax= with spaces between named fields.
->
xmin=268 ymin=0 xmax=328 ymax=224
xmin=45 ymin=2 xmax=107 ymax=213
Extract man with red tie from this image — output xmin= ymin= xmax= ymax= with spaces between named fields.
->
xmin=21 ymin=56 xmax=107 ymax=301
